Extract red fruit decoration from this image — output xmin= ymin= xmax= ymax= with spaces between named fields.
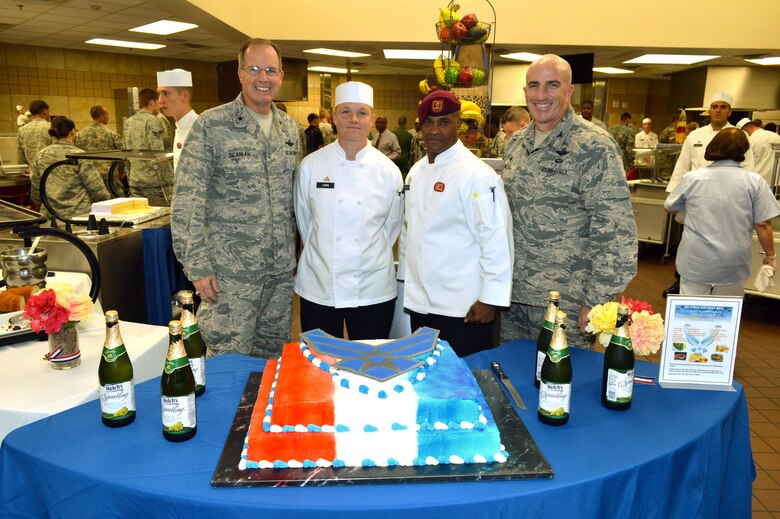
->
xmin=450 ymin=21 xmax=467 ymax=41
xmin=438 ymin=25 xmax=451 ymax=43
xmin=458 ymin=66 xmax=474 ymax=85
xmin=460 ymin=13 xmax=477 ymax=29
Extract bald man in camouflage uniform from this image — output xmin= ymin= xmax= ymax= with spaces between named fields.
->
xmin=172 ymin=38 xmax=300 ymax=359
xmin=502 ymin=54 xmax=637 ymax=349
xmin=75 ymin=105 xmax=124 ymax=194
xmin=123 ymin=88 xmax=174 ymax=206
xmin=17 ymin=100 xmax=53 ymax=165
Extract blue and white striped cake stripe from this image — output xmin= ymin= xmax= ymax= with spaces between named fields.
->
xmin=262 ymin=357 xmax=283 ymax=433
xmin=241 ymin=440 xmax=510 ymax=470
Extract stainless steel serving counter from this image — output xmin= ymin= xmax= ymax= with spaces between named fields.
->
xmin=0 ymin=214 xmax=171 ymax=322
xmin=627 ymin=180 xmax=682 ymax=265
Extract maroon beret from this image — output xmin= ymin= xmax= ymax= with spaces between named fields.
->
xmin=417 ymin=90 xmax=461 ymax=122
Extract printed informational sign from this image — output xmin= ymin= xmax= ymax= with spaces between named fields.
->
xmin=658 ymin=295 xmax=743 ymax=392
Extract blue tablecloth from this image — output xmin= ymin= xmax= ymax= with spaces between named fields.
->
xmin=142 ymin=227 xmax=192 ymax=325
xmin=0 ymin=340 xmax=754 ymax=518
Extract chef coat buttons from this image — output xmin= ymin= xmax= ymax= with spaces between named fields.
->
xmin=338 ymin=199 xmax=343 ymax=204
xmin=356 ymin=200 xmax=362 ymax=205
xmin=354 ymin=238 xmax=359 ymax=243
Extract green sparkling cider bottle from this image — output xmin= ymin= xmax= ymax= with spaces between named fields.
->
xmin=538 ymin=311 xmax=572 ymax=426
xmin=178 ymin=290 xmax=206 ymax=397
xmin=535 ymin=290 xmax=560 ymax=388
xmin=602 ymin=304 xmax=635 ymax=411
xmin=161 ymin=320 xmax=197 ymax=442
xmin=98 ymin=310 xmax=136 ymax=427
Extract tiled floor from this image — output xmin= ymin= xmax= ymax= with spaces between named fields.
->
xmin=623 ymin=243 xmax=780 ymax=517
xmin=291 ymin=242 xmax=779 ymax=514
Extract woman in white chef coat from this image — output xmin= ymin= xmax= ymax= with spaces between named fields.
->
xmin=294 ymin=81 xmax=404 ymax=339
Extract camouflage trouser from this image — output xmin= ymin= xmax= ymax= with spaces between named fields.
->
xmin=502 ymin=302 xmax=595 ymax=350
xmin=198 ymin=271 xmax=293 ymax=359
xmin=129 ymin=184 xmax=173 ymax=207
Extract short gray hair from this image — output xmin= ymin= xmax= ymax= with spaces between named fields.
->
xmin=238 ymin=38 xmax=283 ymax=71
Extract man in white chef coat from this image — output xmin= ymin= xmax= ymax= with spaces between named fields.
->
xmin=634 ymin=117 xmax=659 ymax=168
xmin=294 ymin=81 xmax=404 ymax=339
xmin=663 ymin=92 xmax=755 ymax=296
xmin=667 ymin=92 xmax=754 ymax=193
xmin=157 ymin=68 xmax=198 ymax=176
xmin=736 ymin=117 xmax=780 ymax=187
xmin=402 ymin=90 xmax=513 ymax=356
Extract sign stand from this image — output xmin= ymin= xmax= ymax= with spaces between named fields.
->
xmin=657 ymin=295 xmax=743 ymax=392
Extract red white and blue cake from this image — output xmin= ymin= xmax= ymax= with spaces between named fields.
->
xmin=240 ymin=328 xmax=508 ymax=469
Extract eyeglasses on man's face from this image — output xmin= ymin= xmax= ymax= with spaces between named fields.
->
xmin=241 ymin=66 xmax=281 ymax=77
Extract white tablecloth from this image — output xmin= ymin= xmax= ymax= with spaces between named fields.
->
xmin=0 ymin=316 xmax=168 ymax=444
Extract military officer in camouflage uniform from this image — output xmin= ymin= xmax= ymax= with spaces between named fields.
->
xmin=75 ymin=105 xmax=124 ymax=194
xmin=17 ymin=100 xmax=53 ymax=165
xmin=31 ymin=116 xmax=111 ymax=219
xmin=502 ymin=54 xmax=638 ymax=349
xmin=171 ymin=38 xmax=300 ymax=359
xmin=609 ymin=112 xmax=635 ymax=171
xmin=123 ymin=88 xmax=174 ymax=206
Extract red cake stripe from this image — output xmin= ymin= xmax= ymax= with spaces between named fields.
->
xmin=271 ymin=343 xmax=335 ymax=428
xmin=247 ymin=345 xmax=337 ymax=464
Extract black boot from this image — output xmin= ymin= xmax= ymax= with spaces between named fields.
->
xmin=662 ymin=280 xmax=680 ymax=297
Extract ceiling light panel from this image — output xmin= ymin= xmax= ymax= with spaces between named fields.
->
xmin=593 ymin=67 xmax=634 ymax=74
xmin=308 ymin=66 xmax=359 ymax=73
xmin=499 ymin=52 xmax=542 ymax=62
xmin=383 ymin=49 xmax=452 ymax=60
xmin=623 ymin=54 xmax=719 ymax=65
xmin=129 ymin=20 xmax=198 ymax=35
xmin=744 ymin=57 xmax=780 ymax=66
xmin=304 ymin=48 xmax=370 ymax=58
xmin=86 ymin=38 xmax=165 ymax=50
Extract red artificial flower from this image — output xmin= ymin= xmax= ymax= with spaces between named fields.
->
xmin=621 ymin=296 xmax=653 ymax=316
xmin=23 ymin=288 xmax=72 ymax=333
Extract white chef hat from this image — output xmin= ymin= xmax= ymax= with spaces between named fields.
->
xmin=735 ymin=117 xmax=754 ymax=130
xmin=157 ymin=69 xmax=193 ymax=88
xmin=710 ymin=92 xmax=733 ymax=107
xmin=334 ymin=81 xmax=373 ymax=108
xmin=642 ymin=118 xmax=651 ymax=124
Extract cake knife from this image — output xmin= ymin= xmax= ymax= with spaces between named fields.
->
xmin=490 ymin=361 xmax=527 ymax=410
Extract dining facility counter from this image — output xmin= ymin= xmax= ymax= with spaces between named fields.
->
xmin=0 ymin=340 xmax=753 ymax=518
xmin=0 ymin=317 xmax=168 ymax=443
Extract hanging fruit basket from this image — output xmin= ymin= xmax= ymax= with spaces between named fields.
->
xmin=435 ymin=21 xmax=491 ymax=46
xmin=426 ymin=0 xmax=497 ymax=117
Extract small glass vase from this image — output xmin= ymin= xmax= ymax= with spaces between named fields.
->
xmin=45 ymin=322 xmax=81 ymax=370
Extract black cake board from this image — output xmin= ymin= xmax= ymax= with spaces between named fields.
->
xmin=211 ymin=370 xmax=554 ymax=487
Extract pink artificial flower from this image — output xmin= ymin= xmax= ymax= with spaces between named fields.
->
xmin=67 ymin=292 xmax=94 ymax=321
xmin=629 ymin=310 xmax=665 ymax=356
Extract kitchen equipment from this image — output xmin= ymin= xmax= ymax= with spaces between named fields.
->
xmin=0 ymin=247 xmax=47 ymax=288
xmin=0 ymin=200 xmax=101 ymax=346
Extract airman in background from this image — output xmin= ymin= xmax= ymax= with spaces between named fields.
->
xmin=123 ymin=88 xmax=174 ymax=206
xmin=609 ymin=112 xmax=634 ymax=171
xmin=17 ymin=100 xmax=53 ymax=165
xmin=75 ymin=105 xmax=124 ymax=194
